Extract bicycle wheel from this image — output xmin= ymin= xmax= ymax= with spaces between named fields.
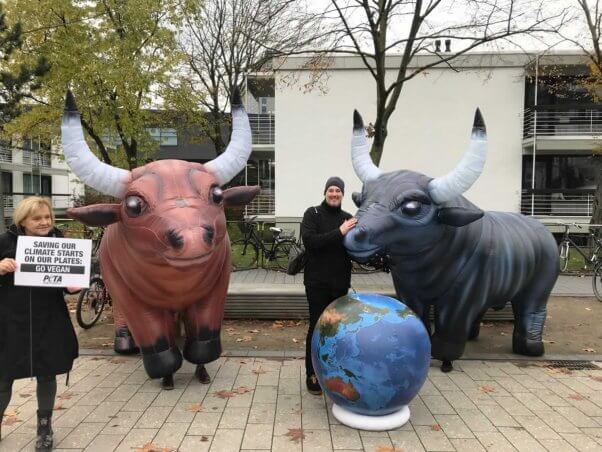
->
xmin=76 ymin=277 xmax=108 ymax=329
xmin=558 ymin=241 xmax=569 ymax=272
xmin=272 ymin=240 xmax=295 ymax=271
xmin=592 ymin=264 xmax=602 ymax=302
xmin=231 ymin=239 xmax=259 ymax=271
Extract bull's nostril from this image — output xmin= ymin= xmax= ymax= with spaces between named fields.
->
xmin=167 ymin=229 xmax=184 ymax=249
xmin=355 ymin=227 xmax=367 ymax=242
xmin=203 ymin=226 xmax=215 ymax=244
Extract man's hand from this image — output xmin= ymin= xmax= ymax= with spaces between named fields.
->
xmin=0 ymin=258 xmax=18 ymax=276
xmin=339 ymin=218 xmax=358 ymax=236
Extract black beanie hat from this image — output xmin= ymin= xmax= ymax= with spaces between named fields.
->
xmin=324 ymin=176 xmax=345 ymax=194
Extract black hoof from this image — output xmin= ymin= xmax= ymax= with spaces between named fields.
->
xmin=512 ymin=333 xmax=544 ymax=357
xmin=184 ymin=336 xmax=221 ymax=364
xmin=195 ymin=365 xmax=211 ymax=384
xmin=142 ymin=344 xmax=183 ymax=379
xmin=161 ymin=374 xmax=174 ymax=390
xmin=441 ymin=360 xmax=453 ymax=373
xmin=431 ymin=335 xmax=466 ymax=362
xmin=114 ymin=328 xmax=139 ymax=355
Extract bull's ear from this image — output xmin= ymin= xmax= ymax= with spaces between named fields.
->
xmin=438 ymin=207 xmax=483 ymax=227
xmin=223 ymin=186 xmax=260 ymax=207
xmin=67 ymin=204 xmax=121 ymax=226
xmin=352 ymin=192 xmax=363 ymax=208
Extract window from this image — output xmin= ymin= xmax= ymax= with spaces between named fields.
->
xmin=522 ymin=155 xmax=596 ymax=190
xmin=23 ymin=174 xmax=52 ymax=195
xmin=147 ymin=128 xmax=178 ymax=146
xmin=259 ymin=97 xmax=269 ymax=114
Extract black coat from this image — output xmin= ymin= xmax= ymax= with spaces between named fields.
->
xmin=0 ymin=225 xmax=78 ymax=380
xmin=301 ymin=201 xmax=352 ymax=290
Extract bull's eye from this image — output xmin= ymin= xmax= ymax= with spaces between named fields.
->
xmin=401 ymin=200 xmax=422 ymax=216
xmin=124 ymin=196 xmax=146 ymax=217
xmin=210 ymin=186 xmax=224 ymax=204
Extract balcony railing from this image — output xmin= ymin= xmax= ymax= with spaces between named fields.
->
xmin=248 ymin=114 xmax=275 ymax=145
xmin=0 ymin=147 xmax=12 ymax=163
xmin=22 ymin=150 xmax=51 ymax=167
xmin=521 ymin=189 xmax=595 ymax=217
xmin=245 ymin=188 xmax=275 ymax=216
xmin=2 ymin=193 xmax=72 ymax=211
xmin=523 ymin=108 xmax=602 ymax=139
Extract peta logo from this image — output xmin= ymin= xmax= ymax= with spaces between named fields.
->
xmin=42 ymin=275 xmax=63 ymax=284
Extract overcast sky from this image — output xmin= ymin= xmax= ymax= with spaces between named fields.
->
xmin=303 ymin=0 xmax=593 ymax=54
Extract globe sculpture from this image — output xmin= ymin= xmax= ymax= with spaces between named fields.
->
xmin=311 ymin=292 xmax=431 ymax=430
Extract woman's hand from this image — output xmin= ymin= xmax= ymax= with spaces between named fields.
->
xmin=0 ymin=258 xmax=18 ymax=275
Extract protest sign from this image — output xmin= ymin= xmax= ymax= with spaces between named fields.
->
xmin=14 ymin=236 xmax=92 ymax=288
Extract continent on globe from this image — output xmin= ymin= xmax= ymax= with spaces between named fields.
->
xmin=324 ymin=376 xmax=360 ymax=401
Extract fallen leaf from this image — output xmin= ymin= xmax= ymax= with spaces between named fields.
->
xmin=91 ymin=356 xmax=106 ymax=360
xmin=133 ymin=442 xmax=175 ymax=452
xmin=583 ymin=348 xmax=596 ymax=353
xmin=253 ymin=367 xmax=268 ymax=375
xmin=19 ymin=393 xmax=31 ymax=398
xmin=53 ymin=402 xmax=66 ymax=411
xmin=235 ymin=386 xmax=252 ymax=394
xmin=286 ymin=428 xmax=305 ymax=443
xmin=187 ymin=403 xmax=203 ymax=413
xmin=201 ymin=436 xmax=209 ymax=442
xmin=101 ymin=342 xmax=112 ymax=348
xmin=480 ymin=385 xmax=496 ymax=393
xmin=431 ymin=424 xmax=442 ymax=431
xmin=272 ymin=321 xmax=285 ymax=329
xmin=3 ymin=410 xmax=18 ymax=417
xmin=248 ymin=329 xmax=260 ymax=333
xmin=585 ymin=307 xmax=592 ymax=311
xmin=213 ymin=387 xmax=252 ymax=399
xmin=58 ymin=392 xmax=73 ymax=400
xmin=375 ymin=447 xmax=403 ymax=452
xmin=568 ymin=394 xmax=585 ymax=401
xmin=590 ymin=376 xmax=602 ymax=382
xmin=500 ymin=332 xmax=507 ymax=336
xmin=2 ymin=415 xmax=20 ymax=426
xmin=292 ymin=338 xmax=299 ymax=343
xmin=110 ymin=358 xmax=127 ymax=364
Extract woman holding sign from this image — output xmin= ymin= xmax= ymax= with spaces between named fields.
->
xmin=0 ymin=197 xmax=78 ymax=452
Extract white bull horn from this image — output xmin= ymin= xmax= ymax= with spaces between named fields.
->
xmin=61 ymin=90 xmax=131 ymax=198
xmin=351 ymin=110 xmax=382 ymax=183
xmin=205 ymin=88 xmax=252 ymax=185
xmin=428 ymin=108 xmax=487 ymax=204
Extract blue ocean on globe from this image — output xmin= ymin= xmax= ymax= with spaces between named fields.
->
xmin=311 ymin=293 xmax=431 ymax=416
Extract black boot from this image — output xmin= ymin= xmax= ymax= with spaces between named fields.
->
xmin=306 ymin=374 xmax=322 ymax=395
xmin=35 ymin=410 xmax=53 ymax=452
xmin=195 ymin=365 xmax=211 ymax=384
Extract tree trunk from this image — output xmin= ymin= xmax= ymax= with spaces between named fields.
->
xmin=210 ymin=112 xmax=226 ymax=156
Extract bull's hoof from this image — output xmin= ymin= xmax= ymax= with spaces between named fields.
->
xmin=161 ymin=375 xmax=175 ymax=390
xmin=184 ymin=336 xmax=221 ymax=364
xmin=142 ymin=346 xmax=183 ymax=379
xmin=114 ymin=328 xmax=139 ymax=355
xmin=441 ymin=360 xmax=454 ymax=373
xmin=431 ymin=335 xmax=466 ymax=362
xmin=512 ymin=333 xmax=544 ymax=357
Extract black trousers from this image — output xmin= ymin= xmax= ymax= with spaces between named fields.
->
xmin=0 ymin=375 xmax=57 ymax=418
xmin=305 ymin=285 xmax=348 ymax=378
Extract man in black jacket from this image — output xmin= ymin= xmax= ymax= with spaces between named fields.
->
xmin=301 ymin=176 xmax=357 ymax=394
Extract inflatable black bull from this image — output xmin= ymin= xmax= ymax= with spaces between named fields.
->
xmin=344 ymin=109 xmax=559 ymax=372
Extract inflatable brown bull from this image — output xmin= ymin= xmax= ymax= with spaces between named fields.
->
xmin=62 ymin=90 xmax=259 ymax=379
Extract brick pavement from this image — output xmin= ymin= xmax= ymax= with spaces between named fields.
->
xmin=1 ymin=356 xmax=601 ymax=451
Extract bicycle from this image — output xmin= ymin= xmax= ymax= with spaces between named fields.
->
xmin=557 ymin=222 xmax=602 ymax=302
xmin=231 ymin=217 xmax=297 ymax=271
xmin=76 ymin=274 xmax=112 ymax=329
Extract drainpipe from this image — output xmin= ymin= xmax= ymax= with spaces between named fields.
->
xmin=531 ymin=54 xmax=539 ymax=216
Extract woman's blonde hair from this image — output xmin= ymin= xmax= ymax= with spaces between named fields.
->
xmin=12 ymin=196 xmax=55 ymax=228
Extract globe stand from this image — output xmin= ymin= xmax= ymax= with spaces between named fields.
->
xmin=331 ymin=404 xmax=410 ymax=431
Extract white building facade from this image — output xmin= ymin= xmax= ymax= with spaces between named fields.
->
xmin=271 ymin=52 xmax=600 ymax=231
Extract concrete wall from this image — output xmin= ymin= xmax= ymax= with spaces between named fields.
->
xmin=275 ymin=62 xmax=525 ymax=220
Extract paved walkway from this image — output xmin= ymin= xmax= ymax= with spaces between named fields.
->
xmin=230 ymin=271 xmax=596 ymax=298
xmin=1 ymin=356 xmax=601 ymax=451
